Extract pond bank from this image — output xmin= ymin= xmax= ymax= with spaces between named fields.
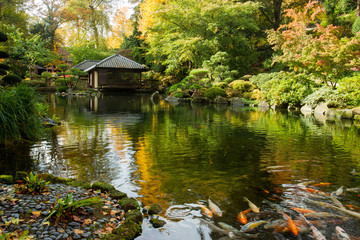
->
xmin=0 ymin=173 xmax=153 ymax=239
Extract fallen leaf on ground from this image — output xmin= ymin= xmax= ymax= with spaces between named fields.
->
xmin=102 ymin=211 xmax=108 ymax=216
xmin=83 ymin=219 xmax=92 ymax=225
xmin=74 ymin=229 xmax=83 ymax=235
xmin=110 ymin=210 xmax=121 ymax=216
xmin=31 ymin=211 xmax=41 ymax=218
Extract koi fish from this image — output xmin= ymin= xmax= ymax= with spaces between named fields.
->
xmin=291 ymin=207 xmax=316 ymax=213
xmin=197 ymin=202 xmax=213 ymax=218
xmin=335 ymin=186 xmax=344 ymax=196
xmin=346 ymin=187 xmax=360 ymax=193
xmin=237 ymin=211 xmax=247 ymax=224
xmin=208 ymin=198 xmax=222 ymax=217
xmin=281 ymin=213 xmax=298 ymax=236
xmin=240 ymin=220 xmax=267 ymax=232
xmin=313 ymin=182 xmax=332 ymax=187
xmin=299 ymin=214 xmax=326 ymax=240
xmin=305 ymin=188 xmax=329 ymax=196
xmin=264 ymin=219 xmax=286 ymax=229
xmin=218 ymin=222 xmax=240 ymax=235
xmin=330 ymin=194 xmax=345 ymax=209
xmin=336 ymin=226 xmax=350 ymax=240
xmin=243 ymin=197 xmax=260 ymax=213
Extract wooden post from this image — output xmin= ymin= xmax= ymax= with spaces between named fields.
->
xmin=94 ymin=70 xmax=99 ymax=89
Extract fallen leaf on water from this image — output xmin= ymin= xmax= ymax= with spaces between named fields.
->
xmin=74 ymin=229 xmax=83 ymax=235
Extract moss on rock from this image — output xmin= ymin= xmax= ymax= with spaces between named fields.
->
xmin=92 ymin=181 xmax=115 ymax=193
xmin=191 ymin=97 xmax=210 ymax=104
xmin=119 ymin=197 xmax=139 ymax=211
xmin=113 ymin=220 xmax=142 ymax=240
xmin=150 ymin=217 xmax=166 ymax=228
xmin=0 ymin=175 xmax=13 ymax=184
xmin=38 ymin=173 xmax=55 ymax=182
xmin=125 ymin=209 xmax=143 ymax=224
xmin=148 ymin=203 xmax=162 ymax=215
xmin=68 ymin=179 xmax=92 ymax=189
xmin=110 ymin=190 xmax=128 ymax=200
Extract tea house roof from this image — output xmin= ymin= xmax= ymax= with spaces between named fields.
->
xmin=83 ymin=54 xmax=147 ymax=72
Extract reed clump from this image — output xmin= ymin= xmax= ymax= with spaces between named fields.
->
xmin=0 ymin=84 xmax=44 ymax=144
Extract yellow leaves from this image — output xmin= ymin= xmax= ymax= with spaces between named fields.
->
xmin=31 ymin=210 xmax=41 ymax=218
xmin=84 ymin=219 xmax=92 ymax=225
xmin=74 ymin=229 xmax=83 ymax=235
xmin=42 ymin=221 xmax=51 ymax=226
xmin=110 ymin=210 xmax=121 ymax=216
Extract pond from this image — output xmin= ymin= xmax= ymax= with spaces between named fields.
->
xmin=1 ymin=93 xmax=360 ymax=239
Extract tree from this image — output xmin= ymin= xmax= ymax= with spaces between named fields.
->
xmin=139 ymin=0 xmax=260 ymax=76
xmin=267 ymin=1 xmax=360 ymax=88
xmin=56 ymin=67 xmax=87 ymax=90
xmin=67 ymin=43 xmax=113 ymax=64
xmin=60 ymin=0 xmax=112 ymax=49
xmin=202 ymin=52 xmax=238 ymax=83
xmin=107 ymin=7 xmax=132 ymax=48
xmin=0 ymin=0 xmax=28 ymax=31
xmin=7 ymin=27 xmax=57 ymax=80
xmin=30 ymin=0 xmax=64 ymax=51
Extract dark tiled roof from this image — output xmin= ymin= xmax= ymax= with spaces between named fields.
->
xmin=84 ymin=54 xmax=146 ymax=72
xmin=72 ymin=60 xmax=100 ymax=71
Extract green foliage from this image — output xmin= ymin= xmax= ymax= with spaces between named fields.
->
xmin=352 ymin=17 xmax=360 ymax=35
xmin=174 ymin=92 xmax=184 ymax=98
xmin=46 ymin=192 xmax=101 ymax=225
xmin=212 ymin=82 xmax=228 ymax=89
xmin=337 ymin=73 xmax=360 ymax=106
xmin=229 ymin=80 xmax=255 ymax=93
xmin=0 ymin=85 xmax=43 ymax=144
xmin=253 ymin=72 xmax=313 ymax=106
xmin=0 ymin=63 xmax=10 ymax=71
xmin=1 ymin=74 xmax=22 ymax=86
xmin=56 ymin=67 xmax=87 ymax=90
xmin=68 ymin=43 xmax=113 ymax=65
xmin=57 ymin=85 xmax=67 ymax=92
xmin=203 ymin=87 xmax=227 ymax=100
xmin=143 ymin=0 xmax=260 ymax=75
xmin=22 ymin=80 xmax=48 ymax=88
xmin=17 ymin=172 xmax=49 ymax=194
xmin=302 ymin=86 xmax=344 ymax=108
xmin=202 ymin=52 xmax=238 ymax=83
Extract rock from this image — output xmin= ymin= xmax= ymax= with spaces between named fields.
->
xmin=91 ymin=181 xmax=115 ymax=193
xmin=148 ymin=203 xmax=162 ymax=215
xmin=325 ymin=108 xmax=337 ymax=117
xmin=335 ymin=109 xmax=353 ymax=119
xmin=0 ymin=175 xmax=13 ymax=184
xmin=191 ymin=97 xmax=210 ymax=104
xmin=179 ymin=98 xmax=192 ymax=103
xmin=113 ymin=220 xmax=142 ymax=240
xmin=352 ymin=107 xmax=360 ymax=115
xmin=150 ymin=217 xmax=166 ymax=228
xmin=125 ymin=210 xmax=143 ymax=224
xmin=214 ymin=96 xmax=228 ymax=105
xmin=165 ymin=96 xmax=179 ymax=103
xmin=258 ymin=101 xmax=270 ymax=108
xmin=38 ymin=173 xmax=55 ymax=183
xmin=67 ymin=180 xmax=92 ymax=189
xmin=300 ymin=105 xmax=313 ymax=115
xmin=230 ymin=97 xmax=245 ymax=106
xmin=314 ymin=102 xmax=328 ymax=115
xmin=119 ymin=198 xmax=140 ymax=211
xmin=110 ymin=190 xmax=127 ymax=200
xmin=68 ymin=222 xmax=81 ymax=228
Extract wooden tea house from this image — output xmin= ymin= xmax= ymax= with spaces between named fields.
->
xmin=73 ymin=54 xmax=147 ymax=89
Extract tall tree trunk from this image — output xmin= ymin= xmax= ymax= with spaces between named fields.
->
xmin=273 ymin=0 xmax=283 ymax=30
xmin=357 ymin=0 xmax=360 ymax=17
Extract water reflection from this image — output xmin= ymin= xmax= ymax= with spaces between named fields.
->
xmin=1 ymin=93 xmax=360 ymax=239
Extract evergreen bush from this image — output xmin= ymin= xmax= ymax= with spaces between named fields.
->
xmin=203 ymin=87 xmax=227 ymax=100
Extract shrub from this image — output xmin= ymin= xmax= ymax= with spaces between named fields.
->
xmin=337 ymin=73 xmax=360 ymax=106
xmin=203 ymin=87 xmax=227 ymax=100
xmin=249 ymin=72 xmax=283 ymax=89
xmin=2 ymin=74 xmax=22 ymax=86
xmin=57 ymin=85 xmax=67 ymax=92
xmin=302 ymin=86 xmax=343 ymax=108
xmin=23 ymin=79 xmax=48 ymax=87
xmin=258 ymin=72 xmax=313 ymax=106
xmin=16 ymin=172 xmax=49 ymax=194
xmin=212 ymin=82 xmax=228 ymax=89
xmin=174 ymin=92 xmax=184 ymax=98
xmin=229 ymin=80 xmax=255 ymax=92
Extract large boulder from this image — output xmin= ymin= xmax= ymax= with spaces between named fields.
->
xmin=352 ymin=107 xmax=360 ymax=116
xmin=314 ymin=102 xmax=328 ymax=115
xmin=258 ymin=101 xmax=270 ymax=108
xmin=300 ymin=105 xmax=313 ymax=115
xmin=148 ymin=203 xmax=163 ymax=215
xmin=334 ymin=109 xmax=353 ymax=119
xmin=92 ymin=181 xmax=115 ymax=193
xmin=214 ymin=96 xmax=228 ymax=105
xmin=230 ymin=97 xmax=245 ymax=106
xmin=165 ymin=96 xmax=179 ymax=103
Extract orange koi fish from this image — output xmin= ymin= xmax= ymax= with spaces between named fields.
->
xmin=291 ymin=207 xmax=316 ymax=214
xmin=305 ymin=188 xmax=329 ymax=196
xmin=281 ymin=213 xmax=298 ymax=236
xmin=313 ymin=182 xmax=332 ymax=187
xmin=197 ymin=202 xmax=213 ymax=218
xmin=237 ymin=211 xmax=247 ymax=224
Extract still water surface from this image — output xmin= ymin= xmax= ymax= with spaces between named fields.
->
xmin=1 ymin=93 xmax=360 ymax=239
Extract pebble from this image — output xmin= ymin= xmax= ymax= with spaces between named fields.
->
xmin=0 ymin=183 xmax=128 ymax=239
